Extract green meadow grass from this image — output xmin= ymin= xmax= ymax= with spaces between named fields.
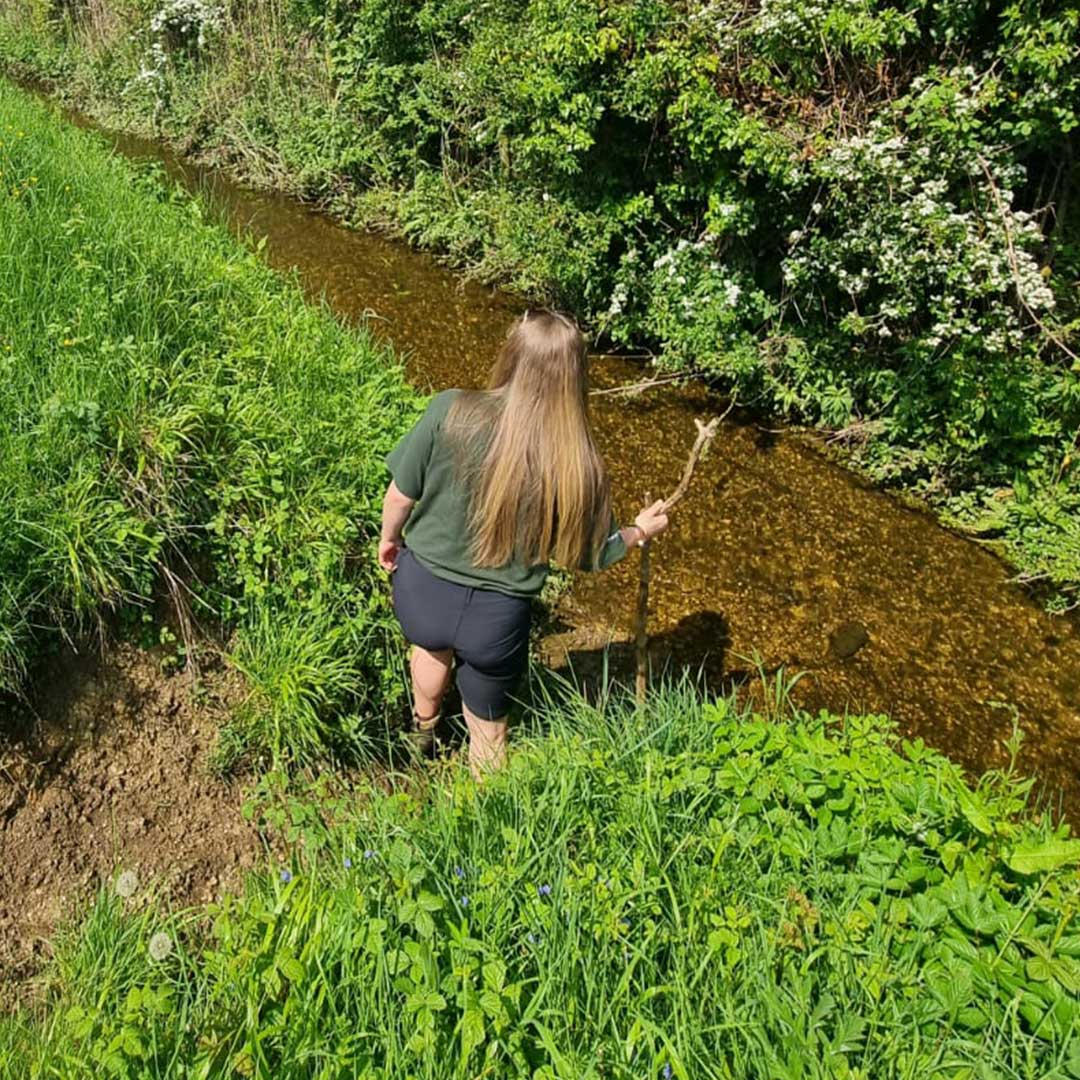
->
xmin=0 ymin=81 xmax=421 ymax=762
xmin=3 ymin=679 xmax=1080 ymax=1078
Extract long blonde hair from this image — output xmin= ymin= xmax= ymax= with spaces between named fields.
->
xmin=445 ymin=309 xmax=611 ymax=569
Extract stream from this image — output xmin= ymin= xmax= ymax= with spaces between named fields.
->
xmin=63 ymin=108 xmax=1080 ymax=814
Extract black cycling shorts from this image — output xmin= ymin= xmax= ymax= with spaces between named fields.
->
xmin=391 ymin=548 xmax=531 ymax=720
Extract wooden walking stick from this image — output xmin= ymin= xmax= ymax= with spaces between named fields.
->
xmin=634 ymin=415 xmax=722 ymax=704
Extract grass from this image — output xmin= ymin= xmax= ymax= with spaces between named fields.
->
xmin=0 ymin=80 xmax=421 ymax=763
xmin=3 ymin=677 xmax=1080 ymax=1077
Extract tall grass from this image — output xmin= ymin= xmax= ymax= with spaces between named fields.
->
xmin=0 ymin=81 xmax=421 ymax=760
xmin=3 ymin=679 xmax=1080 ymax=1078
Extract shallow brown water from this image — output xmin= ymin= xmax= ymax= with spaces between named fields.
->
xmin=67 ymin=112 xmax=1080 ymax=814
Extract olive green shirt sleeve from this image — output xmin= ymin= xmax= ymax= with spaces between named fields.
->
xmin=581 ymin=515 xmax=629 ymax=571
xmin=385 ymin=392 xmax=455 ymax=500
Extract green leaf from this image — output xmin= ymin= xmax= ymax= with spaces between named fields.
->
xmin=1026 ymin=955 xmax=1054 ymax=983
xmin=479 ymin=989 xmax=504 ymax=1020
xmin=122 ymin=1027 xmax=145 ymax=1058
xmin=280 ymin=957 xmax=305 ymax=982
xmin=415 ymin=908 xmax=435 ymax=938
xmin=418 ymin=890 xmax=444 ymax=913
xmin=460 ymin=1008 xmax=485 ymax=1060
xmin=1006 ymin=838 xmax=1080 ymax=875
xmin=911 ymin=894 xmax=946 ymax=928
xmin=955 ymin=787 xmax=992 ymax=836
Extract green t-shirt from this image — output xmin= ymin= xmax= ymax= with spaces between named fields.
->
xmin=386 ymin=389 xmax=628 ymax=597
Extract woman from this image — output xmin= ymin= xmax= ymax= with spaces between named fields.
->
xmin=378 ymin=308 xmax=669 ymax=776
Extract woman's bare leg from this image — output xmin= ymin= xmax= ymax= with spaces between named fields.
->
xmin=463 ymin=704 xmax=508 ymax=778
xmin=411 ymin=646 xmax=453 ymax=723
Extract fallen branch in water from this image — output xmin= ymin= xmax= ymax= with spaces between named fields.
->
xmin=590 ymin=373 xmax=687 ymax=398
xmin=634 ymin=410 xmax=726 ymax=704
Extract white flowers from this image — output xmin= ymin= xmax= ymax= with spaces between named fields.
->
xmin=148 ymin=0 xmax=224 ymax=51
xmin=130 ymin=0 xmax=224 ymax=98
xmin=607 ymin=282 xmax=628 ymax=316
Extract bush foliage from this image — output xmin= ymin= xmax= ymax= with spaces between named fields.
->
xmin=0 ymin=82 xmax=419 ymax=760
xmin=4 ymin=682 xmax=1080 ymax=1077
xmin=0 ymin=0 xmax=1077 ymax=599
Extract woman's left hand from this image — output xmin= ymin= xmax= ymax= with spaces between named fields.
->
xmin=378 ymin=539 xmax=402 ymax=572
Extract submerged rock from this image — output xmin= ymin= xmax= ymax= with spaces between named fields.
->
xmin=830 ymin=621 xmax=869 ymax=660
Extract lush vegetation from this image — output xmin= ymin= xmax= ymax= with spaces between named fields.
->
xmin=0 ymin=81 xmax=421 ymax=762
xmin=4 ymin=680 xmax=1080 ymax=1077
xmin=0 ymin=0 xmax=1077 ymax=602
xmin=3 ymin=70 xmax=1080 ymax=1080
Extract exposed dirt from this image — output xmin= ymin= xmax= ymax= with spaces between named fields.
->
xmin=0 ymin=640 xmax=266 ymax=992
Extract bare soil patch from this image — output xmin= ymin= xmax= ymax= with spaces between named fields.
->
xmin=0 ymin=640 xmax=265 ymax=993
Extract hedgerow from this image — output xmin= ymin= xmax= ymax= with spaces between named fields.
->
xmin=0 ymin=0 xmax=1076 ymax=600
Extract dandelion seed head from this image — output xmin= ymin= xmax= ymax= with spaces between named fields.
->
xmin=148 ymin=931 xmax=172 ymax=961
xmin=115 ymin=870 xmax=138 ymax=899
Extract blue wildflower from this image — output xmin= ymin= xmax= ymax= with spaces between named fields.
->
xmin=280 ymin=869 xmax=292 ymax=884
xmin=363 ymin=849 xmax=375 ymax=860
xmin=663 ymin=1064 xmax=673 ymax=1079
xmin=460 ymin=895 xmax=469 ymax=907
xmin=453 ymin=866 xmax=465 ymax=879
xmin=343 ymin=857 xmax=352 ymax=869
xmin=538 ymin=883 xmax=552 ymax=897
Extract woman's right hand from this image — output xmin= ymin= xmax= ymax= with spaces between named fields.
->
xmin=378 ymin=538 xmax=402 ymax=572
xmin=635 ymin=499 xmax=670 ymax=543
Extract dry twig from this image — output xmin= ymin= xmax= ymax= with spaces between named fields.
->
xmin=589 ymin=373 xmax=686 ymax=398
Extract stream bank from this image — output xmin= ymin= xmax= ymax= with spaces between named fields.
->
xmin=58 ymin=112 xmax=1080 ymax=813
